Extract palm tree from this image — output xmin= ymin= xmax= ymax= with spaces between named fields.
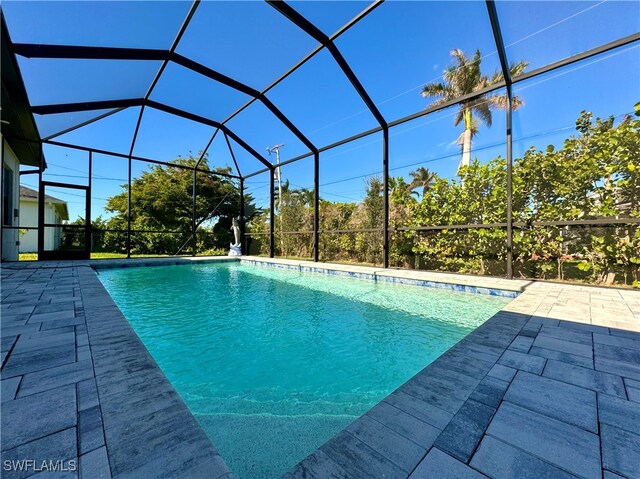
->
xmin=293 ymin=187 xmax=315 ymax=208
xmin=273 ymin=179 xmax=290 ymax=207
xmin=421 ymin=49 xmax=527 ymax=174
xmin=274 ymin=179 xmax=290 ymax=255
xmin=408 ymin=167 xmax=436 ymax=196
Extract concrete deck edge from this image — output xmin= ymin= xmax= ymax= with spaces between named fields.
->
xmin=76 ymin=266 xmax=233 ymax=478
xmin=283 ymin=285 xmax=640 ymax=479
xmin=284 ymin=308 xmax=533 ymax=478
xmin=3 ymin=260 xmax=639 ymax=478
xmin=240 ymin=257 xmax=525 ymax=297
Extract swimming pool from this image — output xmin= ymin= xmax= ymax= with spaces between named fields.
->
xmin=98 ymin=261 xmax=511 ymax=478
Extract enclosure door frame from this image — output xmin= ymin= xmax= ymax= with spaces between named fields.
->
xmin=38 ymin=181 xmax=91 ymax=261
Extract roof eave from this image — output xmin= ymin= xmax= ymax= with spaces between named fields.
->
xmin=1 ymin=13 xmax=42 ymax=167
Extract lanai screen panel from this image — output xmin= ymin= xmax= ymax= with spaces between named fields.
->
xmin=267 ymin=49 xmax=379 ymax=147
xmin=273 ymin=155 xmax=315 ymax=261
xmin=226 ymin=101 xmax=311 ymax=164
xmin=2 ymin=1 xmax=190 ymax=49
xmin=0 ymin=0 xmax=637 ymax=279
xmin=149 ymin=62 xmax=252 ymax=124
xmin=318 ymin=134 xmax=385 ymax=266
xmin=336 ymin=0 xmax=502 ymax=122
xmin=52 ymin=107 xmax=142 ymax=155
xmin=175 ymin=1 xmax=318 ymax=90
xmin=36 ymin=109 xmax=115 ymax=140
xmin=132 ymin=107 xmax=216 ymax=163
xmin=288 ymin=1 xmax=371 ymax=36
xmin=496 ymin=0 xmax=640 ymax=74
xmin=18 ymin=57 xmax=161 ymax=107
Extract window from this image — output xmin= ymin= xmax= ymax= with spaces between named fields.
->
xmin=3 ymin=165 xmax=15 ymax=227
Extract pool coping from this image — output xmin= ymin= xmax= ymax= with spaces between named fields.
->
xmin=239 ymin=257 xmax=525 ymax=298
xmin=2 ymin=258 xmax=639 ymax=478
xmin=83 ymin=255 xmax=527 ymax=297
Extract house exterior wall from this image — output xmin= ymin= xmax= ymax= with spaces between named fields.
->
xmin=19 ymin=200 xmax=38 ymax=252
xmin=44 ymin=203 xmax=61 ymax=251
xmin=1 ymin=137 xmax=20 ymax=261
xmin=19 ymin=200 xmax=63 ymax=253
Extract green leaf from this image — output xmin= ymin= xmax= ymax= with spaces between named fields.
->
xmin=577 ymin=261 xmax=593 ymax=272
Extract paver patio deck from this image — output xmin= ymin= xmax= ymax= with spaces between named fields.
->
xmin=1 ymin=257 xmax=639 ymax=479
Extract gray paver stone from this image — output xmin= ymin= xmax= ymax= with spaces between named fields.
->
xmin=471 ymin=435 xmax=581 ymax=479
xmin=365 ymin=401 xmax=440 ymax=449
xmin=528 ymin=346 xmax=594 ymax=369
xmin=487 ymin=364 xmax=516 ymax=382
xmin=79 ymin=406 xmax=105 ymax=454
xmin=504 ymin=371 xmax=598 ymax=432
xmin=498 ymin=350 xmax=545 ymax=374
xmin=598 ymin=394 xmax=640 ymax=434
xmin=287 ymin=450 xmax=350 ymax=479
xmin=80 ymin=446 xmax=111 ymax=479
xmin=433 ymin=399 xmax=495 ymax=463
xmin=346 ymin=415 xmax=426 ymax=473
xmin=486 ymin=402 xmax=601 ymax=479
xmin=1 ymin=376 xmax=21 ymax=402
xmin=409 ymin=448 xmax=487 ymax=479
xmin=321 ymin=431 xmax=405 ymax=479
xmin=601 ymin=424 xmax=640 ymax=479
xmin=469 ymin=376 xmax=510 ymax=409
xmin=1 ymin=428 xmax=77 ymax=479
xmin=533 ymin=335 xmax=593 ymax=358
xmin=1 ymin=384 xmax=77 ymax=451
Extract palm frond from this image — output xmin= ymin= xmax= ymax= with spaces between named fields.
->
xmin=509 ymin=60 xmax=529 ymax=78
xmin=486 ymin=94 xmax=508 ymax=110
xmin=453 ymin=108 xmax=464 ymax=127
xmin=408 ymin=167 xmax=436 ymax=195
xmin=420 ymin=48 xmax=529 ymax=175
xmin=512 ymin=95 xmax=526 ymax=110
xmin=421 ymin=82 xmax=452 ymax=101
xmin=421 ymin=82 xmax=456 ymax=107
xmin=472 ymin=100 xmax=493 ymax=128
xmin=490 ymin=60 xmax=528 ymax=85
xmin=450 ymin=49 xmax=467 ymax=67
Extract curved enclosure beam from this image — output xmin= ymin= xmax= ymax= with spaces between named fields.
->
xmin=146 ymin=100 xmax=272 ymax=170
xmin=30 ymin=98 xmax=272 ymax=170
xmin=31 ymin=98 xmax=144 ymax=115
xmin=12 ymin=43 xmax=317 ymax=154
xmin=43 ymin=107 xmax=129 ymax=141
xmin=219 ymin=0 xmax=384 ymax=127
xmin=265 ymin=0 xmax=388 ymax=264
xmin=172 ymin=53 xmax=317 ymax=153
xmin=265 ymin=0 xmax=387 ymax=128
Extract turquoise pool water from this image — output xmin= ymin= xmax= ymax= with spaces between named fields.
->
xmin=98 ymin=262 xmax=511 ymax=478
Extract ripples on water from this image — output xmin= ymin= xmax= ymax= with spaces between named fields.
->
xmin=99 ymin=263 xmax=511 ymax=478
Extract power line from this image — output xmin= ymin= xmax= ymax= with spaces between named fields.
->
xmin=304 ymin=0 xmax=611 ymax=138
xmin=311 ymin=112 xmax=632 ymax=188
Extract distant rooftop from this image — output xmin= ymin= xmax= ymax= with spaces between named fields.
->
xmin=20 ymin=185 xmax=69 ymax=220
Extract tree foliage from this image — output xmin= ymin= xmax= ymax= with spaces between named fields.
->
xmin=95 ymin=154 xmax=256 ymax=255
xmin=249 ymin=106 xmax=640 ymax=286
xmin=421 ymin=49 xmax=528 ymax=171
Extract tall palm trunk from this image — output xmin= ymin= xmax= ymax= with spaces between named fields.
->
xmin=459 ymin=128 xmax=472 ymax=171
xmin=457 ymin=109 xmax=473 ymax=174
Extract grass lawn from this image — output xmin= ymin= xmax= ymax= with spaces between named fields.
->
xmin=19 ymin=252 xmax=175 ymax=261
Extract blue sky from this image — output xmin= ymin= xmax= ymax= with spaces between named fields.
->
xmin=4 ymin=0 xmax=638 ymax=221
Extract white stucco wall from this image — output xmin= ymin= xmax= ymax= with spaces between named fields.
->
xmin=1 ymin=137 xmax=20 ymax=261
xmin=19 ymin=199 xmax=65 ymax=252
xmin=18 ymin=200 xmax=38 ymax=252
